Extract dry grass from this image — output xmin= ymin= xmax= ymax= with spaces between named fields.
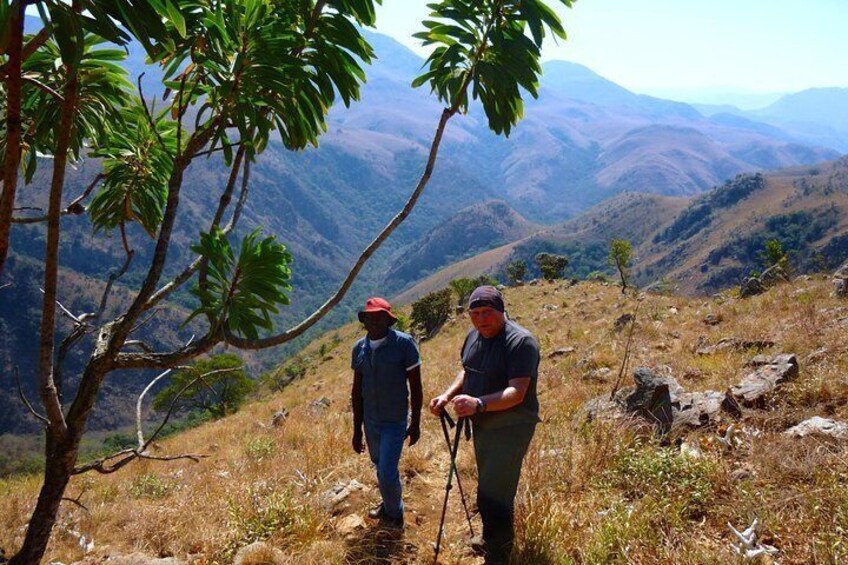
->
xmin=3 ymin=279 xmax=848 ymax=563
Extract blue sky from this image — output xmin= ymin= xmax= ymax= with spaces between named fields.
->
xmin=374 ymin=0 xmax=848 ymax=107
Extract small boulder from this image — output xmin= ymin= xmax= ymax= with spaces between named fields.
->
xmin=321 ymin=479 xmax=365 ymax=511
xmin=739 ymin=276 xmax=764 ymax=298
xmin=730 ymin=354 xmax=799 ymax=406
xmin=614 ymin=313 xmax=634 ymax=331
xmin=272 ymin=408 xmax=289 ymax=427
xmin=548 ymin=347 xmax=575 ymax=359
xmin=703 ymin=313 xmax=723 ymax=326
xmin=784 ymin=416 xmax=848 ymax=440
xmin=309 ymin=397 xmax=331 ymax=413
xmin=336 ymin=514 xmax=366 ymax=538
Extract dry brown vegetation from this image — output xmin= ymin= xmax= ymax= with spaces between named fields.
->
xmin=3 ymin=277 xmax=848 ymax=564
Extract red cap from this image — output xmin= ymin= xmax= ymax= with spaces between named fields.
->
xmin=358 ymin=297 xmax=397 ymax=322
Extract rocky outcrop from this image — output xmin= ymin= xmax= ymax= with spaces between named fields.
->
xmin=585 ymin=367 xmax=740 ymax=435
xmin=784 ymin=416 xmax=848 ymax=440
xmin=730 ymin=354 xmax=798 ymax=406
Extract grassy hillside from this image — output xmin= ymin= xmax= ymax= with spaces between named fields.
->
xmin=3 ymin=278 xmax=848 ymax=563
xmin=400 ymin=157 xmax=848 ymax=300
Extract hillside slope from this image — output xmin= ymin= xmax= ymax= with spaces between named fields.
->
xmin=3 ymin=279 xmax=848 ymax=564
xmin=398 ymin=156 xmax=848 ymax=300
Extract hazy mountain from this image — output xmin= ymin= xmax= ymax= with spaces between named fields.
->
xmin=397 ymin=156 xmax=848 ymax=301
xmin=2 ymin=28 xmax=843 ymax=434
xmin=385 ymin=200 xmax=540 ymax=289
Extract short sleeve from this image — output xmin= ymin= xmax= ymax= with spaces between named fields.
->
xmin=351 ymin=342 xmax=361 ymax=371
xmin=506 ymin=335 xmax=540 ymax=380
xmin=402 ymin=336 xmax=421 ymax=371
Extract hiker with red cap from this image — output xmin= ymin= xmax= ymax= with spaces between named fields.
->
xmin=351 ymin=297 xmax=423 ymax=529
xmin=430 ymin=285 xmax=541 ymax=564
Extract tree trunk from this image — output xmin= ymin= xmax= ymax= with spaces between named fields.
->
xmin=9 ymin=430 xmax=78 ymax=565
xmin=0 ymin=0 xmax=26 ymax=279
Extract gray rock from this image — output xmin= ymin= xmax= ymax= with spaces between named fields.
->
xmin=309 ymin=397 xmax=331 ymax=413
xmin=759 ymin=264 xmax=789 ymax=287
xmin=321 ymin=479 xmax=365 ymax=511
xmin=585 ymin=367 xmax=740 ymax=434
xmin=835 ymin=278 xmax=848 ymax=298
xmin=548 ymin=347 xmax=575 ymax=359
xmin=739 ymin=276 xmax=765 ymax=298
xmin=730 ymin=354 xmax=799 ymax=406
xmin=272 ymin=408 xmax=289 ymax=427
xmin=784 ymin=416 xmax=848 ymax=440
xmin=703 ymin=313 xmax=723 ymax=326
xmin=697 ymin=338 xmax=775 ymax=356
xmin=614 ymin=313 xmax=634 ymax=331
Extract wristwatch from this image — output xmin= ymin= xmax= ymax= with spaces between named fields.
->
xmin=475 ymin=397 xmax=487 ymax=414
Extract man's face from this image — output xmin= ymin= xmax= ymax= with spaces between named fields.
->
xmin=361 ymin=311 xmax=392 ymax=339
xmin=469 ymin=306 xmax=506 ymax=338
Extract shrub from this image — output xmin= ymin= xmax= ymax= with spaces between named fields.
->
xmin=153 ymin=353 xmax=255 ymax=418
xmin=535 ymin=252 xmax=569 ymax=281
xmin=411 ymin=288 xmax=453 ymax=334
xmin=506 ymin=259 xmax=527 ymax=285
xmin=608 ymin=239 xmax=633 ymax=292
xmin=448 ymin=277 xmax=478 ymax=305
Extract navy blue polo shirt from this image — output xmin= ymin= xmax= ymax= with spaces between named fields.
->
xmin=352 ymin=329 xmax=421 ymax=424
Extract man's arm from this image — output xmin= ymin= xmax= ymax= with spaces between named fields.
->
xmin=452 ymin=377 xmax=530 ymax=418
xmin=428 ymin=370 xmax=465 ymax=416
xmin=406 ymin=366 xmax=422 ymax=446
xmin=351 ymin=369 xmax=364 ymax=453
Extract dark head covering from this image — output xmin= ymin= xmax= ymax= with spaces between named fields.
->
xmin=468 ymin=285 xmax=505 ymax=312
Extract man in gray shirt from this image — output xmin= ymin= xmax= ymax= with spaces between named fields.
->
xmin=430 ymin=285 xmax=540 ymax=564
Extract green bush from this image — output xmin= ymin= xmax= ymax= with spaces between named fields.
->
xmin=153 ymin=353 xmax=255 ymax=418
xmin=506 ymin=260 xmax=527 ymax=285
xmin=411 ymin=288 xmax=453 ymax=335
xmin=535 ymin=252 xmax=569 ymax=281
xmin=449 ymin=277 xmax=478 ymax=305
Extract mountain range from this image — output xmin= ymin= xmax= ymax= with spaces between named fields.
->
xmin=2 ymin=26 xmax=847 ymax=435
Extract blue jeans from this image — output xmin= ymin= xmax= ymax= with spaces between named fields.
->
xmin=364 ymin=419 xmax=406 ymax=520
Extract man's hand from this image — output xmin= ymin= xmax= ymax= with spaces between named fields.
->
xmin=429 ymin=394 xmax=450 ymax=416
xmin=406 ymin=422 xmax=420 ymax=446
xmin=452 ymin=394 xmax=479 ymax=418
xmin=352 ymin=428 xmax=364 ymax=454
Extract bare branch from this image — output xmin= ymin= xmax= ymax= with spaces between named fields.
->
xmin=0 ymin=281 xmax=12 ymax=291
xmin=61 ymin=497 xmax=90 ymax=513
xmin=223 ymin=107 xmax=457 ymax=350
xmin=95 ymin=248 xmax=134 ymax=319
xmin=11 ymin=173 xmax=102 ymax=223
xmin=114 ymin=332 xmax=220 ymax=370
xmin=129 ymin=307 xmax=164 ymax=335
xmin=610 ymin=299 xmax=642 ymax=400
xmin=40 ymin=287 xmax=82 ymax=325
xmin=123 ymin=340 xmax=154 ymax=353
xmin=142 ymin=146 xmax=247 ymax=312
xmin=136 ymin=368 xmax=173 ymax=449
xmin=15 ymin=367 xmax=50 ymax=426
xmin=193 ymin=141 xmax=242 ymax=160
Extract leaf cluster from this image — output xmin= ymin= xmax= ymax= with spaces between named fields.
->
xmin=535 ymin=251 xmax=568 ymax=281
xmin=413 ymin=0 xmax=571 ymax=136
xmin=189 ymin=228 xmax=293 ymax=340
xmin=410 ymin=287 xmax=453 ymax=335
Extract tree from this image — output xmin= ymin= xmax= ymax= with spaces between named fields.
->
xmin=1 ymin=0 xmax=573 ymax=561
xmin=535 ymin=252 xmax=568 ymax=281
xmin=761 ymin=238 xmax=788 ymax=271
xmin=609 ymin=239 xmax=633 ymax=293
xmin=506 ymin=259 xmax=527 ymax=285
xmin=449 ymin=277 xmax=478 ymax=306
xmin=152 ymin=354 xmax=254 ymax=418
xmin=411 ymin=288 xmax=453 ymax=335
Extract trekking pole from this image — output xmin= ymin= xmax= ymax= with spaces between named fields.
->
xmin=434 ymin=415 xmax=465 ymax=564
xmin=440 ymin=412 xmax=475 ymax=537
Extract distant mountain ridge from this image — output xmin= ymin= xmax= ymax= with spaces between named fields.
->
xmin=2 ymin=27 xmax=843 ymax=434
xmin=397 ymin=157 xmax=848 ymax=301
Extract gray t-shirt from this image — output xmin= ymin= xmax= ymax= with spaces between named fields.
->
xmin=461 ymin=320 xmax=541 ymax=429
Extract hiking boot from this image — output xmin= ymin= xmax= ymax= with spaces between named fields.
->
xmin=381 ymin=514 xmax=404 ymax=530
xmin=468 ymin=534 xmax=486 ymax=556
xmin=368 ymin=502 xmax=386 ymax=520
